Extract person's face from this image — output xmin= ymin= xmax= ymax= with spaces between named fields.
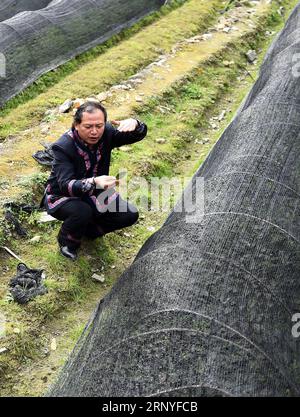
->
xmin=75 ymin=109 xmax=106 ymax=145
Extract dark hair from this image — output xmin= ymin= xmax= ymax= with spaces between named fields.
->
xmin=72 ymin=101 xmax=107 ymax=128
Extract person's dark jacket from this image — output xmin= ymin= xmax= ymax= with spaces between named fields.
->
xmin=43 ymin=120 xmax=147 ymax=214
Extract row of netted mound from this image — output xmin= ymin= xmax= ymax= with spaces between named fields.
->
xmin=0 ymin=0 xmax=51 ymax=22
xmin=47 ymin=1 xmax=300 ymax=397
xmin=0 ymin=0 xmax=165 ymax=107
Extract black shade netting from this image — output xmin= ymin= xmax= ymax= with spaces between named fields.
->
xmin=0 ymin=0 xmax=165 ymax=107
xmin=0 ymin=1 xmax=52 ymax=23
xmin=47 ymin=3 xmax=300 ymax=397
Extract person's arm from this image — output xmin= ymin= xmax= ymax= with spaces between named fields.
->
xmin=52 ymin=146 xmax=96 ymax=197
xmin=110 ymin=118 xmax=147 ymax=149
xmin=52 ymin=146 xmax=118 ymax=195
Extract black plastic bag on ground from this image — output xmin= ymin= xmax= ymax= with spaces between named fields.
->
xmin=32 ymin=142 xmax=55 ymax=167
xmin=9 ymin=263 xmax=47 ymax=304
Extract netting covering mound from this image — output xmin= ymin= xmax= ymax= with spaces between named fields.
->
xmin=0 ymin=1 xmax=51 ymax=22
xmin=0 ymin=0 xmax=165 ymax=107
xmin=48 ymin=4 xmax=300 ymax=397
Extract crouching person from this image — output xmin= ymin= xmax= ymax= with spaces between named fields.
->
xmin=42 ymin=101 xmax=147 ymax=260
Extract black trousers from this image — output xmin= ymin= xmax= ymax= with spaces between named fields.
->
xmin=52 ymin=195 xmax=139 ymax=250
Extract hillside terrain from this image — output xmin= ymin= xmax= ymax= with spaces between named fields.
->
xmin=0 ymin=0 xmax=297 ymax=396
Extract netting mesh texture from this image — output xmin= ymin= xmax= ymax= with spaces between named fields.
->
xmin=0 ymin=1 xmax=51 ymax=22
xmin=0 ymin=0 xmax=165 ymax=107
xmin=48 ymin=3 xmax=300 ymax=397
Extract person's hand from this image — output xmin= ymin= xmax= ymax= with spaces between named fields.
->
xmin=111 ymin=118 xmax=138 ymax=132
xmin=94 ymin=175 xmax=119 ymax=190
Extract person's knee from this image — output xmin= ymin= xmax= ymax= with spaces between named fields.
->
xmin=71 ymin=202 xmax=93 ymax=224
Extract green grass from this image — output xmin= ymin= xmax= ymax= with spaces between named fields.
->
xmin=69 ymin=323 xmax=86 ymax=344
xmin=0 ymin=1 xmax=188 ymax=115
xmin=0 ymin=0 xmax=223 ymax=139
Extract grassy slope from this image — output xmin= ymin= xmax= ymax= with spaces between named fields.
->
xmin=0 ymin=0 xmax=223 ymax=139
xmin=0 ymin=0 xmax=299 ymax=396
xmin=0 ymin=1 xmax=269 ymax=191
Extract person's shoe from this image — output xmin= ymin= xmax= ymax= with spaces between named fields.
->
xmin=59 ymin=245 xmax=77 ymax=261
